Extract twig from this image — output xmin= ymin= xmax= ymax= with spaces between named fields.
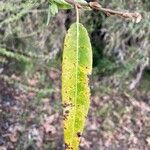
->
xmin=129 ymin=57 xmax=149 ymax=90
xmin=66 ymin=1 xmax=142 ymax=23
xmin=89 ymin=2 xmax=142 ymax=23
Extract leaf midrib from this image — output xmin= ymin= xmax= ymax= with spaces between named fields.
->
xmin=71 ymin=8 xmax=80 ymax=147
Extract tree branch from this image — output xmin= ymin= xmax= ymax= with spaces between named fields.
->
xmin=88 ymin=2 xmax=142 ymax=23
xmin=66 ymin=1 xmax=142 ymax=23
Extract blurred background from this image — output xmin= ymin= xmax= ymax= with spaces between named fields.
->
xmin=0 ymin=0 xmax=150 ymax=149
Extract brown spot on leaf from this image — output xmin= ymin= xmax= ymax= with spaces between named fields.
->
xmin=63 ymin=110 xmax=70 ymax=120
xmin=65 ymin=143 xmax=69 ymax=149
xmin=65 ymin=143 xmax=73 ymax=150
xmin=63 ymin=116 xmax=66 ymax=121
xmin=77 ymin=132 xmax=81 ymax=137
xmin=65 ymin=110 xmax=69 ymax=114
xmin=63 ymin=114 xmax=68 ymax=121
xmin=62 ymin=102 xmax=71 ymax=108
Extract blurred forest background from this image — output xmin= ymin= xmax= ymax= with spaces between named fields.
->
xmin=0 ymin=0 xmax=150 ymax=150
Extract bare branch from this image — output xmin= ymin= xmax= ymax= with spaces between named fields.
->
xmin=129 ymin=58 xmax=149 ymax=90
xmin=76 ymin=1 xmax=142 ymax=23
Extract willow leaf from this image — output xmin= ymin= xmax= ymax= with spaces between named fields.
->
xmin=62 ymin=23 xmax=92 ymax=150
xmin=49 ymin=0 xmax=88 ymax=10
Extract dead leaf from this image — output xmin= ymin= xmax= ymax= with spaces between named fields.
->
xmin=0 ymin=146 xmax=7 ymax=150
xmin=48 ymin=68 xmax=60 ymax=80
xmin=8 ymin=132 xmax=18 ymax=143
xmin=43 ymin=113 xmax=59 ymax=124
xmin=146 ymin=137 xmax=150 ymax=145
xmin=43 ymin=124 xmax=56 ymax=134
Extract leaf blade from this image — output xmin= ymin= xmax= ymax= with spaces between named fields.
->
xmin=62 ymin=23 xmax=92 ymax=150
xmin=49 ymin=0 xmax=88 ymax=10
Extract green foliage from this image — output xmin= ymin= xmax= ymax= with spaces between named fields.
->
xmin=62 ymin=23 xmax=92 ymax=150
xmin=0 ymin=0 xmax=39 ymax=27
xmin=48 ymin=0 xmax=88 ymax=17
xmin=0 ymin=48 xmax=30 ymax=62
xmin=49 ymin=3 xmax=59 ymax=15
xmin=138 ymin=70 xmax=150 ymax=92
xmin=95 ymin=58 xmax=117 ymax=76
xmin=49 ymin=0 xmax=71 ymax=10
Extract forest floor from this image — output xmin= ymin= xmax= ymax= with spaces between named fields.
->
xmin=0 ymin=67 xmax=150 ymax=150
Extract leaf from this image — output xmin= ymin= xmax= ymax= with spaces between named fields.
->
xmin=50 ymin=3 xmax=58 ymax=15
xmin=49 ymin=0 xmax=88 ymax=10
xmin=53 ymin=0 xmax=72 ymax=9
xmin=62 ymin=23 xmax=92 ymax=150
xmin=49 ymin=0 xmax=71 ymax=10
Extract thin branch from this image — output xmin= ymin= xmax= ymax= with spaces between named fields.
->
xmin=129 ymin=58 xmax=149 ymax=90
xmin=0 ymin=47 xmax=30 ymax=62
xmin=66 ymin=1 xmax=142 ymax=23
xmin=89 ymin=2 xmax=142 ymax=23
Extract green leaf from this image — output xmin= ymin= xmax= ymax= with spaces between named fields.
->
xmin=50 ymin=3 xmax=58 ymax=15
xmin=49 ymin=0 xmax=71 ymax=10
xmin=62 ymin=23 xmax=92 ymax=150
xmin=49 ymin=0 xmax=88 ymax=10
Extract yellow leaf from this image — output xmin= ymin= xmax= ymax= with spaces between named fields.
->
xmin=62 ymin=23 xmax=92 ymax=150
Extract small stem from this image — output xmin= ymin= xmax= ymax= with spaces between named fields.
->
xmin=75 ymin=5 xmax=79 ymax=24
